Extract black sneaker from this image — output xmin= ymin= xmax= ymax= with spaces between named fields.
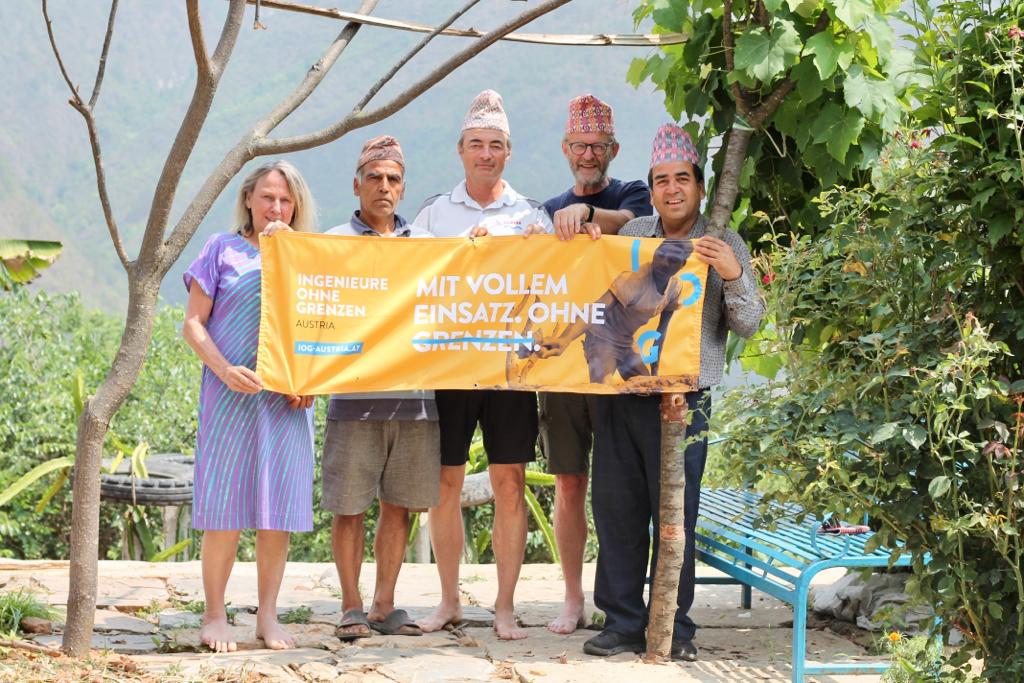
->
xmin=672 ymin=637 xmax=698 ymax=661
xmin=583 ymin=630 xmax=646 ymax=656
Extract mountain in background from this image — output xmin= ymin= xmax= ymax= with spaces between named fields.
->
xmin=5 ymin=0 xmax=671 ymax=312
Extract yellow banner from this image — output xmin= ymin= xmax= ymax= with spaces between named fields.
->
xmin=257 ymin=232 xmax=707 ymax=395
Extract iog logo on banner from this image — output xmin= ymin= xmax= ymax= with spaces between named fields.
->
xmin=294 ymin=341 xmax=363 ymax=356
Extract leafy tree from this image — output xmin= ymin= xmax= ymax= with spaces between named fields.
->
xmin=628 ymin=0 xmax=913 ymax=658
xmin=629 ymin=0 xmax=915 ymax=238
xmin=717 ymin=0 xmax=1024 ymax=676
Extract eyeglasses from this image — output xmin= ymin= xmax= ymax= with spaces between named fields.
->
xmin=567 ymin=141 xmax=614 ymax=157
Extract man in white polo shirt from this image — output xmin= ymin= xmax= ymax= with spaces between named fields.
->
xmin=413 ymin=90 xmax=552 ymax=641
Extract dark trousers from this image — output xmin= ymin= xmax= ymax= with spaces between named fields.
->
xmin=591 ymin=390 xmax=710 ymax=641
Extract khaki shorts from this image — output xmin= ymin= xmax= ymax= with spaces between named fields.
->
xmin=538 ymin=392 xmax=597 ymax=475
xmin=322 ymin=420 xmax=441 ymax=515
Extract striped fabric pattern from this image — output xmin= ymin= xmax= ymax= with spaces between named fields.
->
xmin=184 ymin=233 xmax=314 ymax=532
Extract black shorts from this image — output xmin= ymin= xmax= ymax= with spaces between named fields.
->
xmin=435 ymin=389 xmax=538 ymax=466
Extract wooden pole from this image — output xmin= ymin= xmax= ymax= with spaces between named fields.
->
xmin=644 ymin=393 xmax=688 ymax=662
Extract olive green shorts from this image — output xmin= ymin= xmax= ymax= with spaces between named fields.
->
xmin=538 ymin=392 xmax=597 ymax=475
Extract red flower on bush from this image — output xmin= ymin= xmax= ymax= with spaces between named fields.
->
xmin=910 ymin=139 xmax=922 ymax=149
xmin=762 ymin=272 xmax=776 ymax=285
xmin=1010 ymin=26 xmax=1022 ymax=39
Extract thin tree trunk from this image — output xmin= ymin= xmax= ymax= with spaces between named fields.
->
xmin=62 ymin=278 xmax=160 ymax=655
xmin=645 ymin=394 xmax=689 ymax=662
xmin=706 ymin=126 xmax=753 ymax=238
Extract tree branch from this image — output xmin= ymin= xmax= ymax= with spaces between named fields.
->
xmin=88 ymin=0 xmax=119 ymax=110
xmin=255 ymin=0 xmax=380 ymax=137
xmin=42 ymin=0 xmax=129 ymax=269
xmin=354 ymin=0 xmax=482 ymax=114
xmin=756 ymin=0 xmax=769 ymax=28
xmin=139 ymin=0 xmax=247 ymax=271
xmin=42 ymin=0 xmax=83 ymax=106
xmin=186 ymin=0 xmax=211 ymax=81
xmin=258 ymin=0 xmax=572 ymax=154
xmin=723 ymin=0 xmax=749 ymax=116
xmin=81 ymin=110 xmax=130 ymax=268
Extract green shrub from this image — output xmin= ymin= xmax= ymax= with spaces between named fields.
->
xmin=0 ymin=289 xmax=199 ymax=559
xmin=0 ymin=589 xmax=61 ymax=637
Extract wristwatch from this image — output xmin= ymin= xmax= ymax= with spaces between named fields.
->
xmin=583 ymin=203 xmax=595 ymax=223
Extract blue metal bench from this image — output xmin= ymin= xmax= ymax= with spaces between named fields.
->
xmin=694 ymin=487 xmax=910 ymax=682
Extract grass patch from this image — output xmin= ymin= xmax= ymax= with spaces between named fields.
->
xmin=279 ymin=606 xmax=312 ymax=625
xmin=169 ymin=598 xmax=206 ymax=615
xmin=0 ymin=589 xmax=61 ymax=636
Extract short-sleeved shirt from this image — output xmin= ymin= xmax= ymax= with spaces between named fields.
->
xmin=413 ymin=180 xmax=553 ymax=237
xmin=543 ymin=178 xmax=652 ymax=223
xmin=324 ymin=211 xmax=438 ymax=422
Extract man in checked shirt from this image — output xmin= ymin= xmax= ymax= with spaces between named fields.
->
xmin=579 ymin=124 xmax=765 ymax=660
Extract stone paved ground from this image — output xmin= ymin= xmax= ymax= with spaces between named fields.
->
xmin=0 ymin=560 xmax=888 ymax=682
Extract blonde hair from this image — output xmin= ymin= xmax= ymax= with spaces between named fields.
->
xmin=234 ymin=160 xmax=317 ymax=236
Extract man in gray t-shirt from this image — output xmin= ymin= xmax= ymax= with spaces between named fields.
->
xmin=321 ymin=136 xmax=440 ymax=640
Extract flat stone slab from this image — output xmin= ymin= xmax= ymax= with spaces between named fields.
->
xmin=337 ymin=646 xmax=495 ymax=683
xmin=134 ymin=647 xmax=336 ymax=679
xmin=93 ymin=608 xmax=158 ymax=634
xmin=157 ymin=609 xmax=202 ymax=630
xmin=32 ymin=633 xmax=162 ymax=654
xmin=166 ymin=623 xmax=340 ymax=652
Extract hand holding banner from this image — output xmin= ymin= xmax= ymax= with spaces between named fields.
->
xmin=257 ymin=232 xmax=707 ymax=395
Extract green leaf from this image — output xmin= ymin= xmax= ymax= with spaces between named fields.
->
xmin=861 ymin=13 xmax=895 ymax=58
xmin=524 ymin=486 xmax=559 ymax=563
xmin=149 ymin=539 xmax=192 ymax=563
xmin=0 ymin=457 xmax=76 ymax=507
xmin=735 ymin=19 xmax=802 ymax=83
xmin=902 ymin=425 xmax=927 ymax=449
xmin=786 ymin=0 xmax=821 ymax=17
xmin=806 ymin=32 xmax=840 ymax=79
xmin=0 ymin=239 xmax=64 ymax=289
xmin=626 ymin=57 xmax=647 ymax=87
xmin=652 ymin=0 xmax=687 ymax=32
xmin=988 ymin=214 xmax=1014 ymax=246
xmin=843 ymin=65 xmax=893 ymax=117
xmin=870 ymin=422 xmax=900 ymax=444
xmin=34 ymin=468 xmax=70 ymax=514
xmin=793 ymin=59 xmax=824 ymax=102
xmin=831 ymin=0 xmax=873 ymax=28
xmin=810 ymin=103 xmax=864 ymax=163
xmin=928 ymin=475 xmax=950 ymax=499
xmin=764 ymin=0 xmax=785 ymax=11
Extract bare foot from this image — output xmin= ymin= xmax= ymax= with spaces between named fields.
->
xmin=416 ymin=602 xmax=463 ymax=633
xmin=494 ymin=608 xmax=527 ymax=640
xmin=547 ymin=600 xmax=586 ymax=634
xmin=256 ymin=617 xmax=297 ymax=650
xmin=200 ymin=615 xmax=237 ymax=653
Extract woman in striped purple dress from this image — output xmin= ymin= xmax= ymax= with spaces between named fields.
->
xmin=182 ymin=161 xmax=316 ymax=652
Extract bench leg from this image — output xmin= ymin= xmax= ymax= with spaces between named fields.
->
xmin=791 ymin=590 xmax=807 ymax=683
xmin=742 ymin=582 xmax=751 ymax=610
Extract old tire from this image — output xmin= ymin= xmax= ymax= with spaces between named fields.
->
xmin=99 ymin=453 xmax=194 ymax=505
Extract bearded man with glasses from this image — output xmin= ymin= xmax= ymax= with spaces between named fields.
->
xmin=539 ymin=94 xmax=653 ymax=635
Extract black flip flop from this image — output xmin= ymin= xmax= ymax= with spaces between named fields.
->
xmin=335 ymin=608 xmax=372 ymax=640
xmin=368 ymin=608 xmax=423 ymax=636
